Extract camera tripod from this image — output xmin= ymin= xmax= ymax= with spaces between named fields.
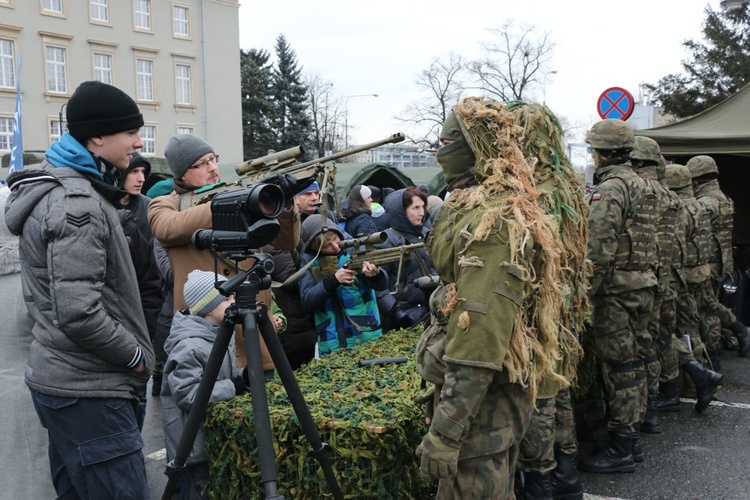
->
xmin=162 ymin=256 xmax=343 ymax=499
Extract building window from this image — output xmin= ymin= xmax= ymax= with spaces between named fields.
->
xmin=134 ymin=0 xmax=151 ymax=31
xmin=93 ymin=52 xmax=112 ymax=84
xmin=173 ymin=4 xmax=189 ymax=38
xmin=140 ymin=124 xmax=156 ymax=154
xmin=46 ymin=46 xmax=67 ymax=94
xmin=175 ymin=64 xmax=191 ymax=105
xmin=0 ymin=39 xmax=15 ymax=89
xmin=0 ymin=116 xmax=13 ymax=151
xmin=90 ymin=0 xmax=109 ymax=23
xmin=136 ymin=58 xmax=154 ymax=101
xmin=177 ymin=126 xmax=193 ymax=135
xmin=1 ymin=0 xmax=15 ymax=8
xmin=42 ymin=0 xmax=64 ymax=15
xmin=50 ymin=117 xmax=66 ymax=143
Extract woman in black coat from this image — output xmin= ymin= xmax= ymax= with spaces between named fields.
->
xmin=342 ymin=184 xmax=378 ymax=237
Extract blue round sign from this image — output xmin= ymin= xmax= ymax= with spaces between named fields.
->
xmin=597 ymin=87 xmax=635 ymax=120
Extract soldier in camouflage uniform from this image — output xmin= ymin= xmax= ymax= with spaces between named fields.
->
xmin=651 ymin=164 xmax=722 ymax=414
xmin=416 ymin=99 xmax=588 ymax=498
xmin=578 ymin=119 xmax=657 ymax=474
xmin=687 ymin=155 xmax=750 ymax=363
xmin=630 ymin=137 xmax=676 ymax=435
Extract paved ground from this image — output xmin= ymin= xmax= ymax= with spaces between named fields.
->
xmin=4 ymin=267 xmax=750 ymax=499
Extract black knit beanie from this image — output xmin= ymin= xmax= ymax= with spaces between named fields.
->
xmin=66 ymin=81 xmax=144 ymax=142
xmin=118 ymin=152 xmax=151 ymax=189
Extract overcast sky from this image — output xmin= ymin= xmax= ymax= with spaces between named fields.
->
xmin=238 ymin=0 xmax=722 ymax=147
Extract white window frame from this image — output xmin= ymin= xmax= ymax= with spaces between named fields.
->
xmin=90 ymin=0 xmax=111 ymax=26
xmin=41 ymin=0 xmax=65 ymax=17
xmin=41 ymin=32 xmax=72 ymax=98
xmin=45 ymin=45 xmax=67 ymax=94
xmin=0 ymin=115 xmax=13 ymax=152
xmin=172 ymin=3 xmax=190 ymax=39
xmin=177 ymin=125 xmax=194 ymax=135
xmin=175 ymin=63 xmax=192 ymax=105
xmin=140 ymin=124 xmax=156 ymax=155
xmin=0 ymin=38 xmax=15 ymax=89
xmin=92 ymin=52 xmax=112 ymax=84
xmin=136 ymin=58 xmax=154 ymax=102
xmin=1 ymin=0 xmax=16 ymax=9
xmin=133 ymin=0 xmax=152 ymax=32
xmin=49 ymin=116 xmax=66 ymax=143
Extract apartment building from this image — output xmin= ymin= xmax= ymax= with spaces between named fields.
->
xmin=0 ymin=0 xmax=242 ymax=165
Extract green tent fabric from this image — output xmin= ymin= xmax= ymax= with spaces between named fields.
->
xmin=401 ymin=167 xmax=442 ymax=190
xmin=333 ymin=163 xmax=415 ymax=201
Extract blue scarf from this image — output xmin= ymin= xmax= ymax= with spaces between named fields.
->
xmin=46 ymin=133 xmax=104 ymax=181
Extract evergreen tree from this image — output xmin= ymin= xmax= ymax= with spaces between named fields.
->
xmin=645 ymin=5 xmax=750 ymax=119
xmin=240 ymin=48 xmax=277 ymax=160
xmin=271 ymin=35 xmax=313 ymax=155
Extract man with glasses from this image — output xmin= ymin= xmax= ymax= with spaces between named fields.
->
xmin=148 ymin=134 xmax=301 ymax=374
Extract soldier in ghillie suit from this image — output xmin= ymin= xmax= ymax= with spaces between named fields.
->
xmin=687 ymin=155 xmax=750 ymax=362
xmin=416 ymin=98 xmax=589 ymax=498
xmin=578 ymin=119 xmax=657 ymax=474
xmin=654 ymin=164 xmax=722 ymax=414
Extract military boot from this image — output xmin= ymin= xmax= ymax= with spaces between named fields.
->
xmin=631 ymin=424 xmax=644 ymax=463
xmin=682 ymin=359 xmax=723 ymax=413
xmin=517 ymin=470 xmax=553 ymax=500
xmin=651 ymin=379 xmax=680 ymax=413
xmin=729 ymin=321 xmax=750 ymax=357
xmin=707 ymin=349 xmax=722 ymax=372
xmin=641 ymin=397 xmax=662 ymax=434
xmin=549 ymin=449 xmax=583 ymax=500
xmin=578 ymin=431 xmax=635 ymax=474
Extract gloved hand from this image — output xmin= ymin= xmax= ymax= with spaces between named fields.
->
xmin=231 ymin=375 xmax=248 ymax=396
xmin=263 ymin=173 xmax=316 ymax=209
xmin=416 ymin=430 xmax=460 ymax=483
xmin=413 ymin=385 xmax=435 ymax=424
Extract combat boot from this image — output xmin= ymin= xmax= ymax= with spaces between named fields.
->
xmin=578 ymin=431 xmax=635 ymax=474
xmin=729 ymin=321 xmax=750 ymax=357
xmin=631 ymin=424 xmax=644 ymax=463
xmin=640 ymin=397 xmax=662 ymax=434
xmin=707 ymin=349 xmax=722 ymax=372
xmin=549 ymin=449 xmax=583 ymax=500
xmin=517 ymin=470 xmax=553 ymax=500
xmin=682 ymin=359 xmax=723 ymax=413
xmin=650 ymin=380 xmax=680 ymax=413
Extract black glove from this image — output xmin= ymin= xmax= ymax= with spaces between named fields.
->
xmin=231 ymin=376 xmax=248 ymax=396
xmin=264 ymin=173 xmax=317 ymax=209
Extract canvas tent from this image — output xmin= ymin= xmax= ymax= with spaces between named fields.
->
xmin=333 ymin=162 xmax=415 ymax=201
xmin=636 ymin=82 xmax=750 ymax=246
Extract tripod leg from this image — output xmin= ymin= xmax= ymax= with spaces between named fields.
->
xmin=258 ymin=306 xmax=344 ymax=500
xmin=241 ymin=306 xmax=283 ymax=500
xmin=162 ymin=313 xmax=237 ymax=500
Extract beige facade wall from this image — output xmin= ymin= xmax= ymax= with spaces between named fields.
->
xmin=0 ymin=0 xmax=242 ymax=164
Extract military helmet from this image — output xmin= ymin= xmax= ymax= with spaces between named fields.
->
xmin=665 ymin=164 xmax=692 ymax=190
xmin=631 ymin=136 xmax=661 ymax=163
xmin=585 ymin=119 xmax=635 ymax=151
xmin=686 ymin=155 xmax=719 ymax=178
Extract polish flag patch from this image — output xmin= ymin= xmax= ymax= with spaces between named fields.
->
xmin=591 ymin=193 xmax=602 ymax=201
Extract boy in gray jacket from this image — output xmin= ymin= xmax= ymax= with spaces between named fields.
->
xmin=162 ymin=269 xmax=248 ymax=499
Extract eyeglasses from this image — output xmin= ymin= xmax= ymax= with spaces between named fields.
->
xmin=189 ymin=154 xmax=220 ymax=169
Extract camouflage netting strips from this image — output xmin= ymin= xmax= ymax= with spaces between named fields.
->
xmin=203 ymin=327 xmax=430 ymax=499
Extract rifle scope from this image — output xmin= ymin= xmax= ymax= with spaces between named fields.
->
xmin=339 ymin=231 xmax=387 ymax=249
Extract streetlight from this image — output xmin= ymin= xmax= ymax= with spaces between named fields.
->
xmin=721 ymin=0 xmax=747 ymax=10
xmin=344 ymin=93 xmax=378 ymax=149
xmin=542 ymin=70 xmax=558 ymax=106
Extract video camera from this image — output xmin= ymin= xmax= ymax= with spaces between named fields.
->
xmin=192 ymin=183 xmax=285 ymax=253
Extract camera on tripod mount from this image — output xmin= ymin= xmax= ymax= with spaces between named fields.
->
xmin=192 ymin=183 xmax=285 ymax=252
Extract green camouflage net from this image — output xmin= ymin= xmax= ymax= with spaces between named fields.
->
xmin=203 ymin=327 xmax=429 ymax=499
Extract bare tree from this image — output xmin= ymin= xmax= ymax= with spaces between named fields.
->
xmin=305 ymin=73 xmax=343 ymax=157
xmin=396 ymin=53 xmax=468 ymax=150
xmin=469 ymin=20 xmax=555 ymax=101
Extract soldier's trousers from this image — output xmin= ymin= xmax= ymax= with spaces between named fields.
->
xmin=590 ymin=288 xmax=653 ymax=434
xmin=657 ymin=286 xmax=680 ymax=384
xmin=645 ymin=289 xmax=665 ymax=396
xmin=689 ymin=280 xmax=723 ymax=351
xmin=518 ymin=396 xmax=556 ymax=474
xmin=554 ymin=387 xmax=577 ymax=455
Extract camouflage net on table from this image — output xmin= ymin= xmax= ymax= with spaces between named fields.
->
xmin=203 ymin=327 xmax=430 ymax=499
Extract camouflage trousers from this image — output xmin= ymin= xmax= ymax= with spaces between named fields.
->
xmin=710 ymin=264 xmax=740 ymax=349
xmin=590 ymin=287 xmax=654 ymax=434
xmin=645 ymin=290 xmax=666 ymax=396
xmin=689 ymin=280 xmax=724 ymax=351
xmin=656 ymin=286 xmax=681 ymax=384
xmin=435 ymin=373 xmax=534 ymax=500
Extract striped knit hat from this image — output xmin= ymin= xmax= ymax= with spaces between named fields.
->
xmin=184 ymin=270 xmax=227 ymax=317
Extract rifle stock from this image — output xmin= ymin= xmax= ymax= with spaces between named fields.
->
xmin=178 ymin=133 xmax=405 ymax=210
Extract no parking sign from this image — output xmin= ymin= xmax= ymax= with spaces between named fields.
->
xmin=597 ymin=87 xmax=635 ymax=120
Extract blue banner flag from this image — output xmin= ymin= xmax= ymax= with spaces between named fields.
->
xmin=9 ymin=54 xmax=23 ymax=173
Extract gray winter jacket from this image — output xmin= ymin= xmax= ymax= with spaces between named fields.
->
xmin=162 ymin=312 xmax=243 ymax=465
xmin=4 ymin=162 xmax=154 ymax=398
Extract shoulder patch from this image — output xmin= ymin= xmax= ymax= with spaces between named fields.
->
xmin=66 ymin=213 xmax=92 ymax=228
xmin=591 ymin=192 xmax=602 ymax=201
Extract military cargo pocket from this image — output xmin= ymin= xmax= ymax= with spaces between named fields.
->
xmin=459 ymin=423 xmax=514 ymax=460
xmin=595 ymin=326 xmax=636 ymax=365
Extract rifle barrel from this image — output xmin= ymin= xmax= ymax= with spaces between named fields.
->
xmin=294 ymin=133 xmax=405 ymax=169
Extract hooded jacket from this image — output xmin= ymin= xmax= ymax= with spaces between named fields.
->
xmin=161 ymin=312 xmax=243 ymax=466
xmin=375 ymin=188 xmax=437 ymax=329
xmin=5 ymin=152 xmax=154 ymax=398
xmin=298 ymin=214 xmax=388 ymax=354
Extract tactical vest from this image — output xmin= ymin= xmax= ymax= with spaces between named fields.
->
xmin=649 ymin=179 xmax=680 ymax=290
xmin=672 ymin=205 xmax=688 ymax=270
xmin=701 ymin=191 xmax=735 ymax=275
xmin=611 ymin=170 xmax=658 ymax=272
xmin=685 ymin=200 xmax=712 ymax=268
